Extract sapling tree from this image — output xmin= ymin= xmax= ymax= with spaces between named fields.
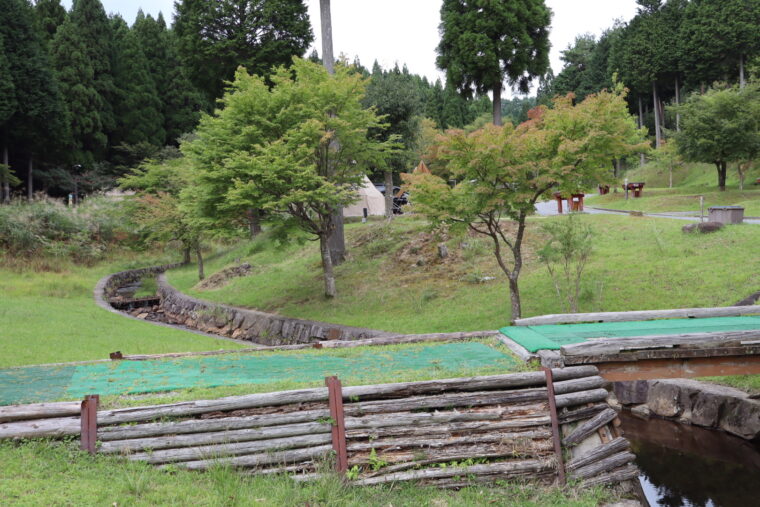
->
xmin=538 ymin=214 xmax=594 ymax=314
xmin=405 ymin=87 xmax=646 ymax=321
xmin=219 ymin=59 xmax=396 ymax=298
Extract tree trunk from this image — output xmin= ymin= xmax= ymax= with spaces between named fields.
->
xmin=652 ymin=81 xmax=661 ymax=148
xmin=319 ymin=0 xmax=334 ymax=75
xmin=246 ymin=208 xmax=262 ymax=238
xmin=716 ymin=161 xmax=727 ymax=191
xmin=492 ymin=82 xmax=503 ymax=126
xmin=638 ymin=97 xmax=645 ymax=166
xmin=384 ymin=170 xmax=394 ymax=218
xmin=182 ymin=247 xmax=191 ymax=265
xmin=196 ymin=245 xmax=205 ymax=280
xmin=27 ymin=155 xmax=33 ymax=200
xmin=740 ymin=54 xmax=746 ymax=88
xmin=2 ymin=145 xmax=9 ymax=203
xmin=508 ymin=275 xmax=521 ymax=323
xmin=320 ymin=0 xmax=345 ymax=265
xmin=319 ymin=234 xmax=337 ymax=298
xmin=675 ymin=76 xmax=681 ymax=132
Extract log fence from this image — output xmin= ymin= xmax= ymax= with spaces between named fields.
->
xmin=0 ymin=366 xmax=638 ymax=489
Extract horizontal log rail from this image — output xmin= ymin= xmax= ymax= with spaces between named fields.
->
xmin=515 ymin=305 xmax=760 ymax=326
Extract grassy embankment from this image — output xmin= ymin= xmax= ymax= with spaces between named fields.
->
xmin=586 ymin=161 xmax=760 ymax=215
xmin=0 ymin=438 xmax=615 ymax=507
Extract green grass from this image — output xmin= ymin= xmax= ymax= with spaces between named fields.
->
xmin=167 ymin=214 xmax=760 ymax=333
xmin=0 ymin=255 xmax=248 ymax=368
xmin=586 ymin=161 xmax=760 ymax=215
xmin=702 ymin=375 xmax=760 ymax=395
xmin=0 ymin=439 xmax=616 ymax=507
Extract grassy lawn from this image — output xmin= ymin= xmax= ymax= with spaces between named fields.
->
xmin=0 ymin=440 xmax=616 ymax=507
xmin=0 ymin=256 xmax=248 ymax=368
xmin=167 ymin=213 xmax=760 ymax=333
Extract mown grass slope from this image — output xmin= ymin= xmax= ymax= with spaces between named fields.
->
xmin=168 ymin=214 xmax=760 ymax=334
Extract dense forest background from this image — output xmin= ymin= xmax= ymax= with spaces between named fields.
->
xmin=1 ymin=0 xmax=758 ymax=201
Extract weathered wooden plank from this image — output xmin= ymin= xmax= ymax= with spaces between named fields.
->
xmin=346 ymin=429 xmax=552 ymax=453
xmin=177 ymin=444 xmax=334 ymax=471
xmin=570 ymin=451 xmax=637 ymax=480
xmin=346 ymin=418 xmax=551 ymax=440
xmin=554 ymin=388 xmax=609 ymax=409
xmin=128 ymin=433 xmax=332 ymax=464
xmin=581 ymin=463 xmax=639 ymax=487
xmin=562 ymin=408 xmax=618 ymax=446
xmin=497 ymin=335 xmax=536 ymax=362
xmin=565 ymin=437 xmax=629 ymax=471
xmin=100 ymin=421 xmax=332 ymax=454
xmin=0 ymin=402 xmax=81 ymax=423
xmin=98 ymin=409 xmax=331 ymax=441
xmin=515 ymin=306 xmax=760 ymax=326
xmin=352 ymin=459 xmax=554 ymax=486
xmin=596 ymin=355 xmax=760 ymax=381
xmin=558 ymin=403 xmax=607 ymax=424
xmin=0 ymin=416 xmax=80 ymax=439
xmin=561 ymin=330 xmax=760 ymax=363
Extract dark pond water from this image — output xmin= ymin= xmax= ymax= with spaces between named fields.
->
xmin=619 ymin=411 xmax=760 ymax=507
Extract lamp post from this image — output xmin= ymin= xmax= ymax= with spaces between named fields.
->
xmin=72 ymin=164 xmax=82 ymax=206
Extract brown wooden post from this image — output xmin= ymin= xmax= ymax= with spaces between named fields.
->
xmin=554 ymin=192 xmax=563 ymax=214
xmin=325 ymin=376 xmax=348 ymax=474
xmin=541 ymin=367 xmax=566 ymax=485
xmin=80 ymin=394 xmax=99 ymax=455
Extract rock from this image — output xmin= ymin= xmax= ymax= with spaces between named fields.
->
xmin=647 ymin=380 xmax=683 ymax=417
xmin=630 ymin=404 xmax=650 ymax=420
xmin=719 ymin=397 xmax=760 ymax=440
xmin=136 ymin=312 xmax=149 ymax=319
xmin=437 ymin=243 xmax=449 ymax=259
xmin=613 ymin=380 xmax=649 ymax=405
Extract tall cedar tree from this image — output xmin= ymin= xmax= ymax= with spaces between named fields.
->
xmin=173 ymin=0 xmax=313 ymax=104
xmin=33 ymin=0 xmax=66 ymax=44
xmin=0 ymin=0 xmax=67 ymax=200
xmin=51 ymin=0 xmax=115 ymax=165
xmin=436 ymin=0 xmax=551 ymax=126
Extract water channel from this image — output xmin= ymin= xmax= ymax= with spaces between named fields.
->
xmin=619 ymin=411 xmax=760 ymax=507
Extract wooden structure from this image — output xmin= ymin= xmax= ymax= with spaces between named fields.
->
xmin=623 ymin=182 xmax=645 ymax=197
xmin=0 ymin=367 xmax=637 ymax=489
xmin=513 ymin=306 xmax=760 ymax=381
xmin=552 ymin=192 xmax=586 ymax=213
xmin=598 ymin=185 xmax=610 ymax=195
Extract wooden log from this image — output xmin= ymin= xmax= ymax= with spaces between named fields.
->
xmin=90 ymin=367 xmax=597 ymax=425
xmin=0 ymin=402 xmax=81 ymax=423
xmin=350 ymin=439 xmax=554 ymax=468
xmin=552 ymin=376 xmax=605 ymax=395
xmin=565 ymin=437 xmax=630 ymax=472
xmin=562 ymin=408 xmax=618 ymax=446
xmin=98 ymin=409 xmax=331 ymax=441
xmin=554 ymin=388 xmax=609 ymax=409
xmin=346 ymin=419 xmax=552 ymax=440
xmin=100 ymin=421 xmax=332 ymax=454
xmin=128 ymin=433 xmax=332 ymax=464
xmin=0 ymin=416 xmax=80 ymax=439
xmin=346 ymin=430 xmax=552 ymax=452
xmin=558 ymin=404 xmax=607 ymax=424
xmin=497 ymin=335 xmax=536 ymax=362
xmin=581 ymin=463 xmax=639 ymax=487
xmin=178 ymin=444 xmax=334 ymax=471
xmin=515 ymin=305 xmax=760 ymax=326
xmin=243 ymin=464 xmax=315 ymax=476
xmin=561 ymin=330 xmax=760 ymax=364
xmin=344 ymin=404 xmax=549 ymax=431
xmin=422 ymin=470 xmax=556 ymax=489
xmin=352 ymin=458 xmax=554 ymax=486
xmin=357 ymin=444 xmax=554 ymax=475
xmin=570 ymin=451 xmax=636 ymax=480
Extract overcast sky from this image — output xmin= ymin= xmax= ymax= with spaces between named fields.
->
xmin=62 ymin=0 xmax=639 ymax=96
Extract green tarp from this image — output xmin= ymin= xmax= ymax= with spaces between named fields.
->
xmin=500 ymin=316 xmax=760 ymax=353
xmin=0 ymin=342 xmax=516 ymax=405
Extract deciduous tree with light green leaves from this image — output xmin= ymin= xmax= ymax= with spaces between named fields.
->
xmin=672 ymin=83 xmax=760 ymax=191
xmin=405 ymin=87 xmax=647 ymax=321
xmin=187 ymin=58 xmax=396 ymax=298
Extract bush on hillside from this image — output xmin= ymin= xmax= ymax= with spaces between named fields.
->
xmin=0 ymin=197 xmax=135 ymax=264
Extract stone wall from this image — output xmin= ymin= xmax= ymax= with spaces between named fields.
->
xmin=101 ymin=264 xmax=181 ymax=300
xmin=155 ymin=274 xmax=394 ymax=346
xmin=612 ymin=379 xmax=760 ymax=441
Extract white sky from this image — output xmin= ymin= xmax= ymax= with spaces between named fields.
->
xmin=63 ymin=0 xmax=639 ymax=96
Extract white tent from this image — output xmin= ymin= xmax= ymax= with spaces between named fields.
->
xmin=343 ymin=176 xmax=386 ymax=217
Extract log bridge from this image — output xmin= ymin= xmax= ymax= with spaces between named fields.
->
xmin=511 ymin=306 xmax=760 ymax=381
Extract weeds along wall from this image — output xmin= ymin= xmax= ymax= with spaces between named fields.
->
xmin=0 ymin=366 xmax=638 ymax=490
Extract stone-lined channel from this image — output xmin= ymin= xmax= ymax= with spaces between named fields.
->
xmin=619 ymin=411 xmax=760 ymax=506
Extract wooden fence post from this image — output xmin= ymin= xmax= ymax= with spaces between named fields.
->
xmin=325 ymin=376 xmax=348 ymax=474
xmin=541 ymin=367 xmax=566 ymax=485
xmin=80 ymin=394 xmax=99 ymax=455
